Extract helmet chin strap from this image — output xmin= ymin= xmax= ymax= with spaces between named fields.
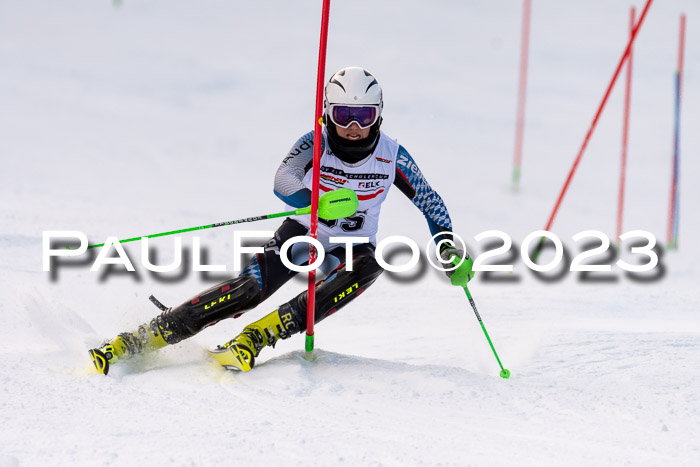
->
xmin=325 ymin=118 xmax=382 ymax=164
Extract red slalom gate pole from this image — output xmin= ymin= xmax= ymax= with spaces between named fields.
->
xmin=307 ymin=0 xmax=331 ymax=355
xmin=617 ymin=7 xmax=635 ymax=244
xmin=667 ymin=13 xmax=686 ymax=250
xmin=512 ymin=0 xmax=532 ymax=191
xmin=533 ymin=0 xmax=654 ymax=260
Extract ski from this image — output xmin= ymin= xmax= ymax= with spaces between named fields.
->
xmin=208 ymin=344 xmax=255 ymax=372
xmin=89 ymin=348 xmax=111 ymax=375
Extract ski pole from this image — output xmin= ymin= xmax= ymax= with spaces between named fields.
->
xmin=80 ymin=188 xmax=358 ymax=249
xmin=462 ymin=285 xmax=510 ymax=379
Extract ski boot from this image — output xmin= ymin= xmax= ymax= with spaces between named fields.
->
xmin=209 ymin=308 xmax=294 ymax=372
xmin=89 ymin=319 xmax=170 ymax=375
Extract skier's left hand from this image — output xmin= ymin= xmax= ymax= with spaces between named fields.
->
xmin=440 ymin=247 xmax=475 ymax=287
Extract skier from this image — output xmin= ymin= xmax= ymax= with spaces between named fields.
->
xmin=89 ymin=66 xmax=474 ymax=375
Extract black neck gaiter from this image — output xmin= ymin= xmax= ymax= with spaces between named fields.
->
xmin=326 ymin=121 xmax=381 ymax=164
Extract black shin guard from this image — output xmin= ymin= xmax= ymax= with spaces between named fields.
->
xmin=281 ymin=254 xmax=384 ymax=332
xmin=156 ymin=275 xmax=262 ymax=345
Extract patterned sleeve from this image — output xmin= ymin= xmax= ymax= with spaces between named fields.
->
xmin=273 ymin=132 xmax=316 ymax=208
xmin=393 ymin=145 xmax=454 ymax=241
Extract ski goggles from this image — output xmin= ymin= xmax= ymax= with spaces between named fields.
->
xmin=328 ymin=104 xmax=380 ymax=129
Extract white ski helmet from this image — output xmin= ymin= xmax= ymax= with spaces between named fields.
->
xmin=324 ymin=67 xmax=383 ymax=128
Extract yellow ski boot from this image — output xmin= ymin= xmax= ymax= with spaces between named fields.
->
xmin=209 ymin=309 xmax=293 ymax=372
xmin=89 ymin=320 xmax=170 ymax=375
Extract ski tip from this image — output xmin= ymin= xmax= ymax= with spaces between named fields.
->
xmin=208 ymin=345 xmax=254 ymax=372
xmin=89 ymin=348 xmax=110 ymax=375
xmin=500 ymin=368 xmax=511 ymax=379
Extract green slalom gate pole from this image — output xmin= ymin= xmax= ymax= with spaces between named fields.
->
xmin=462 ymin=285 xmax=510 ymax=379
xmin=81 ymin=188 xmax=358 ymax=249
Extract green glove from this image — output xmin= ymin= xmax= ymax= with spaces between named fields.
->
xmin=440 ymin=247 xmax=475 ymax=287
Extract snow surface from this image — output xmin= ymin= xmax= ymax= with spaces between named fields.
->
xmin=1 ymin=0 xmax=700 ymax=465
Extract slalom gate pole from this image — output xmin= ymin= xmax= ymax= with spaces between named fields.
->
xmin=667 ymin=13 xmax=686 ymax=250
xmin=462 ymin=286 xmax=510 ymax=379
xmin=617 ymin=7 xmax=635 ymax=245
xmin=512 ymin=0 xmax=532 ymax=191
xmin=533 ymin=0 xmax=654 ymax=261
xmin=306 ymin=0 xmax=331 ymax=355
